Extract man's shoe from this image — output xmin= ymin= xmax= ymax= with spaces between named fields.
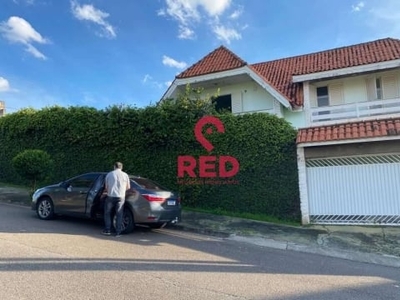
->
xmin=115 ymin=232 xmax=122 ymax=238
xmin=101 ymin=230 xmax=111 ymax=236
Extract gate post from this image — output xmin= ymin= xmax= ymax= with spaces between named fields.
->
xmin=297 ymin=146 xmax=310 ymax=225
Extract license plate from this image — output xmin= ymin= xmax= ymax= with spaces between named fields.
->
xmin=167 ymin=200 xmax=175 ymax=206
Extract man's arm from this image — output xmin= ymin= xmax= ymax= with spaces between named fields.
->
xmin=126 ymin=174 xmax=131 ymax=190
xmin=104 ymin=174 xmax=110 ymax=194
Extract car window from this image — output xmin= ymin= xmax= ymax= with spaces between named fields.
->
xmin=70 ymin=173 xmax=99 ymax=188
xmin=131 ymin=178 xmax=168 ymax=191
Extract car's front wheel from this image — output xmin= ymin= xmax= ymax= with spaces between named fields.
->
xmin=36 ymin=197 xmax=55 ymax=220
xmin=113 ymin=208 xmax=134 ymax=234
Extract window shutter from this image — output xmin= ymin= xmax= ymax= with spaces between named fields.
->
xmin=231 ymin=95 xmax=242 ymax=113
xmin=382 ymin=75 xmax=400 ymax=99
xmin=366 ymin=77 xmax=376 ymax=101
xmin=309 ymin=85 xmax=317 ymax=107
xmin=328 ymin=84 xmax=344 ymax=105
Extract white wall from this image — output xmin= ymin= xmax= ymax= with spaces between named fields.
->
xmin=309 ymin=69 xmax=400 ymax=107
xmin=343 ymin=77 xmax=367 ymax=104
xmin=172 ymin=79 xmax=305 ymax=129
xmin=284 ymin=109 xmax=306 ymax=129
xmin=198 ymin=80 xmax=275 ymax=113
xmin=198 ymin=80 xmax=312 ymax=129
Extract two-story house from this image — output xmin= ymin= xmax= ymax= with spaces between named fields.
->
xmin=162 ymin=38 xmax=400 ymax=226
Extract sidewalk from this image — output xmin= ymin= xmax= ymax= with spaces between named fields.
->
xmin=1 ymin=185 xmax=400 ymax=267
xmin=173 ymin=211 xmax=400 ymax=268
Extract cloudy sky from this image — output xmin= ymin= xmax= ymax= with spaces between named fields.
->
xmin=0 ymin=0 xmax=399 ymax=113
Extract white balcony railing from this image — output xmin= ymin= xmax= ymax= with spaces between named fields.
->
xmin=310 ymin=97 xmax=400 ymax=124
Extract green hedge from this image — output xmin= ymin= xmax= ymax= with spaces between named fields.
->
xmin=0 ymin=88 xmax=300 ymax=221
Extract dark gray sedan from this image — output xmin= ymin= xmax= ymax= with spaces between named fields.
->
xmin=31 ymin=172 xmax=181 ymax=234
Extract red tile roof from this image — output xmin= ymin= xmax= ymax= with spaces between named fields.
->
xmin=296 ymin=118 xmax=400 ymax=144
xmin=176 ymin=38 xmax=400 ymax=107
xmin=177 ymin=46 xmax=247 ymax=78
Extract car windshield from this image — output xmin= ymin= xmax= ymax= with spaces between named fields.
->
xmin=131 ymin=177 xmax=168 ymax=191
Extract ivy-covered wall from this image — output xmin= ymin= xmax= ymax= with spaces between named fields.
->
xmin=0 ymin=87 xmax=300 ymax=221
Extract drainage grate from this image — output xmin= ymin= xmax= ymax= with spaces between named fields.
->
xmin=306 ymin=154 xmax=400 ymax=167
xmin=310 ymin=214 xmax=400 ymax=225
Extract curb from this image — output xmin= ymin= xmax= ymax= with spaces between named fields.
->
xmin=3 ymin=200 xmax=400 ymax=268
xmin=171 ymin=224 xmax=231 ymax=238
xmin=172 ymin=223 xmax=400 ymax=268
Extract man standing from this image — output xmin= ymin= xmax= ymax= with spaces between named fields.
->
xmin=102 ymin=162 xmax=130 ymax=237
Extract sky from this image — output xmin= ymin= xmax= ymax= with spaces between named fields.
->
xmin=0 ymin=0 xmax=400 ymax=113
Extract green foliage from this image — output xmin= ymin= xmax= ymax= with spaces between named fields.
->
xmin=184 ymin=207 xmax=301 ymax=226
xmin=12 ymin=149 xmax=53 ymax=192
xmin=0 ymin=84 xmax=300 ymax=221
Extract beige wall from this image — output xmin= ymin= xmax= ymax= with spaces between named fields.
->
xmin=308 ymin=69 xmax=400 ymax=107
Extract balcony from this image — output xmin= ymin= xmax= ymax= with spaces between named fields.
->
xmin=310 ymin=98 xmax=400 ymax=125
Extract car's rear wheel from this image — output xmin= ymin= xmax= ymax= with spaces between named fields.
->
xmin=36 ymin=197 xmax=54 ymax=220
xmin=113 ymin=208 xmax=134 ymax=234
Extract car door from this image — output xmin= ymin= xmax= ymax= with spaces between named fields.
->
xmin=86 ymin=174 xmax=106 ymax=217
xmin=57 ymin=173 xmax=100 ymax=215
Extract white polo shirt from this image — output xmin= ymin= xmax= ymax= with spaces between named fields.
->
xmin=105 ymin=169 xmax=130 ymax=198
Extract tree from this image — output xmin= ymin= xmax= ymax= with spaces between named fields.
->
xmin=12 ymin=149 xmax=53 ymax=192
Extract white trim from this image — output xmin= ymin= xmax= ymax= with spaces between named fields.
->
xmin=273 ymin=99 xmax=283 ymax=117
xmin=290 ymin=107 xmax=304 ymax=112
xmin=298 ymin=134 xmax=400 ymax=148
xmin=234 ymin=108 xmax=275 ymax=115
xmin=160 ymin=66 xmax=292 ymax=109
xmin=309 ymin=113 xmax=400 ymax=128
xmin=303 ymin=81 xmax=311 ymax=125
xmin=161 ymin=79 xmax=179 ymax=101
xmin=297 ymin=147 xmax=310 ymax=225
xmin=292 ymin=59 xmax=400 ymax=83
xmin=174 ymin=67 xmax=248 ymax=85
xmin=243 ymin=66 xmax=292 ymax=109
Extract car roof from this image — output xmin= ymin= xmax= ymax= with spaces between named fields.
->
xmin=86 ymin=172 xmax=145 ymax=179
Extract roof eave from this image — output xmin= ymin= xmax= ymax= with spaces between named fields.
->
xmin=292 ymin=59 xmax=400 ymax=83
xmin=297 ymin=134 xmax=400 ymax=148
xmin=160 ymin=67 xmax=248 ymax=102
xmin=159 ymin=79 xmax=178 ymax=102
xmin=160 ymin=66 xmax=294 ymax=110
xmin=244 ymin=66 xmax=292 ymax=109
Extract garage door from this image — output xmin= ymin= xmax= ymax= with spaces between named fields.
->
xmin=306 ymin=154 xmax=400 ymax=225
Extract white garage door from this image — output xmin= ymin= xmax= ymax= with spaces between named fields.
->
xmin=306 ymin=154 xmax=400 ymax=225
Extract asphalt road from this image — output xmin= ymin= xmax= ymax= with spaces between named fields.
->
xmin=0 ymin=203 xmax=399 ymax=300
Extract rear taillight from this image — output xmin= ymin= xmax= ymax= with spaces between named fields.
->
xmin=142 ymin=194 xmax=166 ymax=202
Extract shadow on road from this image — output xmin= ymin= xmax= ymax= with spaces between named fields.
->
xmin=0 ymin=203 xmax=399 ymax=299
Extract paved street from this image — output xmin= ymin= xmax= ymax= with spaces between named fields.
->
xmin=0 ymin=203 xmax=399 ymax=300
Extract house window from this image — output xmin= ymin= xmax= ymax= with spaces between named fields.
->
xmin=367 ymin=75 xmax=400 ymax=101
xmin=315 ymin=86 xmax=331 ymax=120
xmin=376 ymin=77 xmax=382 ymax=99
xmin=213 ymin=94 xmax=232 ymax=113
xmin=316 ymin=86 xmax=329 ymax=107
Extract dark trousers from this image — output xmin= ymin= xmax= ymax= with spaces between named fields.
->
xmin=104 ymin=196 xmax=124 ymax=234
